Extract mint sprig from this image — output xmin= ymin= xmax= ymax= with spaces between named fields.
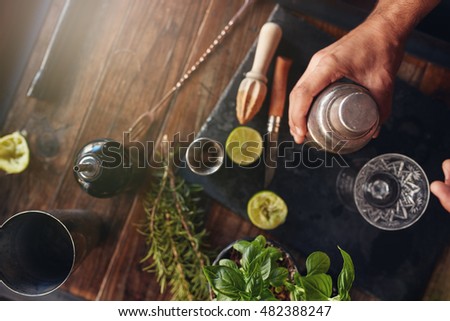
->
xmin=203 ymin=235 xmax=355 ymax=301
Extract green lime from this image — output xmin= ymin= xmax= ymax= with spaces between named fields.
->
xmin=0 ymin=131 xmax=30 ymax=174
xmin=247 ymin=190 xmax=288 ymax=230
xmin=225 ymin=126 xmax=263 ymax=166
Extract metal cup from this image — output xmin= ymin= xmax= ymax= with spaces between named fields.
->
xmin=185 ymin=138 xmax=224 ymax=175
xmin=0 ymin=209 xmax=104 ymax=296
xmin=306 ymin=82 xmax=379 ymax=154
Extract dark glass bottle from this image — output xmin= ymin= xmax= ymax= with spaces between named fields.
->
xmin=73 ymin=139 xmax=144 ymax=198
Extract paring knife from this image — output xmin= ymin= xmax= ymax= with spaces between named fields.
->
xmin=264 ymin=56 xmax=293 ymax=188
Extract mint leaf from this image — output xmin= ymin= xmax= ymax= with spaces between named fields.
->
xmin=266 ymin=246 xmax=282 ymax=262
xmin=306 ymin=251 xmax=330 ymax=275
xmin=268 ymin=267 xmax=288 ymax=287
xmin=233 ymin=240 xmax=251 ymax=254
xmin=203 ymin=266 xmax=245 ymax=299
xmin=260 ymin=289 xmax=278 ymax=301
xmin=337 ymin=247 xmax=355 ymax=301
xmin=246 ymin=270 xmax=263 ymax=299
xmin=241 ymin=242 xmax=260 ymax=275
xmin=254 ymin=235 xmax=267 ymax=250
xmin=288 ymin=274 xmax=306 ymax=302
xmin=219 ymin=259 xmax=238 ymax=270
xmin=239 ymin=292 xmax=252 ymax=301
xmin=259 ymin=251 xmax=273 ymax=281
xmin=302 ymin=273 xmax=333 ymax=301
xmin=215 ymin=292 xmax=233 ymax=301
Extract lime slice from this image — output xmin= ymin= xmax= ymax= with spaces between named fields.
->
xmin=0 ymin=131 xmax=30 ymax=174
xmin=225 ymin=126 xmax=263 ymax=166
xmin=247 ymin=191 xmax=288 ymax=230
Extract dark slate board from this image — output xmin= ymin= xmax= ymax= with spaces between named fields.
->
xmin=179 ymin=6 xmax=450 ymax=300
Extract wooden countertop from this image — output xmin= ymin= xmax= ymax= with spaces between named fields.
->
xmin=1 ymin=0 xmax=449 ymax=301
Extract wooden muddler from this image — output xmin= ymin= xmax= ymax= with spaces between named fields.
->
xmin=236 ymin=22 xmax=282 ymax=124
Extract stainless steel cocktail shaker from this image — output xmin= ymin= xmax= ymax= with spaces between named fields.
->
xmin=306 ymin=82 xmax=379 ymax=154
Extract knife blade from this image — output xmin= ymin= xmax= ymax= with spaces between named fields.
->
xmin=264 ymin=56 xmax=293 ymax=188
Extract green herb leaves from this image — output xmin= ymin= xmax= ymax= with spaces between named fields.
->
xmin=139 ymin=157 xmax=211 ymax=300
xmin=294 ymin=251 xmax=333 ymax=301
xmin=306 ymin=251 xmax=330 ymax=275
xmin=336 ymin=247 xmax=355 ymax=301
xmin=203 ymin=235 xmax=355 ymax=301
xmin=301 ymin=274 xmax=333 ymax=300
xmin=203 ymin=265 xmax=246 ymax=300
xmin=291 ymin=247 xmax=355 ymax=301
xmin=203 ymin=235 xmax=290 ymax=300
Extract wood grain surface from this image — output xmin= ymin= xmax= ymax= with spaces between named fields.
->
xmin=0 ymin=0 xmax=449 ymax=301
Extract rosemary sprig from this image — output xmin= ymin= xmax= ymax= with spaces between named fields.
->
xmin=138 ymin=152 xmax=211 ymax=300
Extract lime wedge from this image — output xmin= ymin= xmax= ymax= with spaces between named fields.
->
xmin=247 ymin=190 xmax=288 ymax=230
xmin=0 ymin=131 xmax=30 ymax=174
xmin=225 ymin=126 xmax=263 ymax=166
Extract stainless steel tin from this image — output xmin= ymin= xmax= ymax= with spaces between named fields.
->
xmin=306 ymin=82 xmax=379 ymax=154
xmin=0 ymin=209 xmax=104 ymax=296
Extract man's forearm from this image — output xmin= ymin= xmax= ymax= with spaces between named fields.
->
xmin=367 ymin=0 xmax=441 ymax=41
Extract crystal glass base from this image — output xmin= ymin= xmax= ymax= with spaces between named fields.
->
xmin=353 ymin=153 xmax=429 ymax=230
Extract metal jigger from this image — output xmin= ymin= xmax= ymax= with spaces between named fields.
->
xmin=336 ymin=153 xmax=430 ymax=230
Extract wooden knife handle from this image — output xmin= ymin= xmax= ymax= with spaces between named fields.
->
xmin=269 ymin=56 xmax=293 ymax=117
xmin=247 ymin=22 xmax=282 ymax=82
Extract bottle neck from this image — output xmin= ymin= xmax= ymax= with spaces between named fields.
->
xmin=73 ymin=155 xmax=102 ymax=181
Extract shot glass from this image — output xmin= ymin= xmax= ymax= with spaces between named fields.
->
xmin=185 ymin=137 xmax=224 ymax=176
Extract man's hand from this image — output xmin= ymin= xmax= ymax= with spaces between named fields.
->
xmin=288 ymin=0 xmax=441 ymax=144
xmin=288 ymin=18 xmax=402 ymax=143
xmin=431 ymin=159 xmax=450 ymax=213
